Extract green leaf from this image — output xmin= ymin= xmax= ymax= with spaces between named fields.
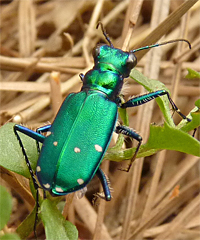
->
xmin=179 ymin=111 xmax=200 ymax=133
xmin=0 ymin=233 xmax=21 ymax=240
xmin=0 ymin=123 xmax=38 ymax=178
xmin=41 ymin=199 xmax=78 ymax=240
xmin=106 ymin=69 xmax=199 ymax=161
xmin=0 ymin=185 xmax=12 ymax=230
xmin=144 ymin=122 xmax=200 ymax=156
xmin=106 ymin=121 xmax=200 ymax=162
xmin=195 ymin=99 xmax=200 ymax=108
xmin=177 ymin=99 xmax=200 ymax=132
xmin=185 ymin=68 xmax=200 ymax=79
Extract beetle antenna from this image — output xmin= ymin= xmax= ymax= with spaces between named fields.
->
xmin=96 ymin=22 xmax=114 ymax=48
xmin=131 ymin=39 xmax=191 ymax=53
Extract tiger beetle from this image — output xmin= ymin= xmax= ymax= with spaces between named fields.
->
xmin=14 ymin=22 xmax=191 ymax=237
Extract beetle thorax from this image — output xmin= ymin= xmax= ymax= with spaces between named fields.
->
xmin=82 ymin=67 xmax=123 ymax=100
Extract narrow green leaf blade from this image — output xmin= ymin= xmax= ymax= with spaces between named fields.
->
xmin=16 ymin=205 xmax=37 ymax=239
xmin=0 ymin=185 xmax=12 ymax=230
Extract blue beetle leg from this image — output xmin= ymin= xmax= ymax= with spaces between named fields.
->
xmin=95 ymin=168 xmax=112 ymax=201
xmin=14 ymin=125 xmax=46 ymax=143
xmin=13 ymin=125 xmax=45 ymax=184
xmin=14 ymin=125 xmax=46 ymax=238
xmin=36 ymin=124 xmax=51 ymax=133
xmin=115 ymin=125 xmax=142 ymax=172
xmin=34 ymin=126 xmax=49 ymax=199
xmin=121 ymin=90 xmax=191 ymax=122
xmin=36 ymin=125 xmax=51 ymax=154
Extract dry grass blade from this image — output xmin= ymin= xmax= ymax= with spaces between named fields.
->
xmin=154 ymin=155 xmax=199 ymax=206
xmin=133 ymin=0 xmax=199 ymax=61
xmin=121 ymin=1 xmax=171 ymax=239
xmin=18 ymin=0 xmax=36 ymax=57
xmin=155 ymin=194 xmax=200 ymax=239
xmin=50 ymin=71 xmax=62 ymax=116
xmin=74 ymin=196 xmax=112 ymax=240
xmin=0 ymin=82 xmax=50 ymax=93
xmin=0 ymin=56 xmax=82 ymax=74
xmin=129 ymin=179 xmax=200 ymax=239
xmin=121 ymin=0 xmax=144 ymax=51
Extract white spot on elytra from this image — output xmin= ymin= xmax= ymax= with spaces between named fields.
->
xmin=94 ymin=144 xmax=102 ymax=152
xmin=55 ymin=187 xmax=64 ymax=192
xmin=77 ymin=179 xmax=84 ymax=185
xmin=53 ymin=141 xmax=58 ymax=146
xmin=43 ymin=183 xmax=50 ymax=189
xmin=36 ymin=166 xmax=41 ymax=172
xmin=47 ymin=131 xmax=52 ymax=136
xmin=74 ymin=147 xmax=81 ymax=153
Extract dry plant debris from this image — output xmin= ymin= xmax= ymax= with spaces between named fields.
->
xmin=0 ymin=0 xmax=200 ymax=240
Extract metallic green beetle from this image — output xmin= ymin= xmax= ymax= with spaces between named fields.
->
xmin=14 ymin=23 xmax=191 ymax=237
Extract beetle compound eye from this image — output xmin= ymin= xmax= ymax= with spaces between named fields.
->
xmin=126 ymin=52 xmax=137 ymax=70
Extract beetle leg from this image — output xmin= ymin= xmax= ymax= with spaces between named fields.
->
xmin=36 ymin=124 xmax=51 ymax=133
xmin=120 ymin=90 xmax=191 ymax=122
xmin=115 ymin=125 xmax=142 ymax=172
xmin=14 ymin=125 xmax=46 ymax=238
xmin=36 ymin=124 xmax=51 ymax=154
xmin=95 ymin=168 xmax=112 ymax=201
xmin=14 ymin=125 xmax=45 ymax=184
